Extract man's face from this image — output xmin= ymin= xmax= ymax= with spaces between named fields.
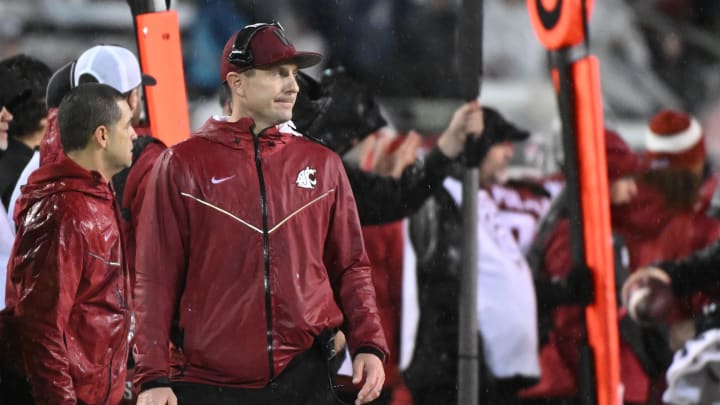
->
xmin=127 ymin=87 xmax=141 ymax=125
xmin=104 ymin=100 xmax=137 ymax=174
xmin=0 ymin=107 xmax=12 ymax=151
xmin=237 ymin=63 xmax=299 ymax=129
xmin=480 ymin=141 xmax=514 ymax=187
xmin=609 ymin=177 xmax=638 ymax=205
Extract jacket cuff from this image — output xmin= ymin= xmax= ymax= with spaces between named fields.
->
xmin=354 ymin=346 xmax=385 ymax=363
xmin=426 ymin=147 xmax=454 ymax=167
xmin=140 ymin=377 xmax=171 ymax=392
xmin=657 ymin=261 xmax=686 ymax=297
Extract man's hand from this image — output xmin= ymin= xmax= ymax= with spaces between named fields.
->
xmin=334 ymin=330 xmax=346 ymax=354
xmin=352 ymin=353 xmax=385 ymax=405
xmin=621 ymin=266 xmax=674 ymax=324
xmin=390 ymin=131 xmax=422 ymax=178
xmin=137 ymin=387 xmax=177 ymax=405
xmin=437 ymin=101 xmax=484 ymax=159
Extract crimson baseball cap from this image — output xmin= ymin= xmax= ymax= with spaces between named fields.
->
xmin=220 ymin=22 xmax=323 ymax=82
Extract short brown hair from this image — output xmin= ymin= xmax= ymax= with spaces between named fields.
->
xmin=58 ymin=83 xmax=125 ymax=152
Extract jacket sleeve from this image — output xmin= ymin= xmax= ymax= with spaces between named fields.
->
xmin=122 ymin=141 xmax=167 ymax=291
xmin=12 ymin=204 xmax=84 ymax=405
xmin=132 ymin=150 xmax=189 ymax=389
xmin=348 ymin=148 xmax=454 ymax=225
xmin=124 ymin=142 xmax=166 ymax=228
xmin=325 ymin=156 xmax=389 ymax=360
xmin=656 ymin=239 xmax=720 ymax=297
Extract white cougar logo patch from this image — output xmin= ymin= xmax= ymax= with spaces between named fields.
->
xmin=296 ymin=166 xmax=317 ymax=189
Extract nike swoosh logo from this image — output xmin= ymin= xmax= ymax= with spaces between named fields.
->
xmin=211 ymin=175 xmax=235 ymax=185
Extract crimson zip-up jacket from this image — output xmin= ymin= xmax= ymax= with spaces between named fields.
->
xmin=133 ymin=117 xmax=388 ymax=389
xmin=7 ymin=154 xmax=131 ymax=405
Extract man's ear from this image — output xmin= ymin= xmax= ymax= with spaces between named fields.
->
xmin=127 ymin=88 xmax=140 ymax=112
xmin=226 ymin=72 xmax=243 ymax=95
xmin=93 ymin=125 xmax=110 ymax=149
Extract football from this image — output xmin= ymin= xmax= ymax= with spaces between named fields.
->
xmin=622 ymin=267 xmax=675 ymax=324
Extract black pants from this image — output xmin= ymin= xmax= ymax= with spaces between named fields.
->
xmin=173 ymin=349 xmax=334 ymax=405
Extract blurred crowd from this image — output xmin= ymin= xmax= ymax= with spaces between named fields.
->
xmin=2 ymin=1 xmax=720 ymax=138
xmin=2 ymin=1 xmax=720 ymax=405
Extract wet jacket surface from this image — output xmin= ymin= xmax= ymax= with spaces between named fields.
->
xmin=38 ymin=107 xmax=62 ymax=166
xmin=115 ymin=133 xmax=167 ymax=291
xmin=7 ymin=154 xmax=131 ymax=405
xmin=133 ymin=117 xmax=388 ymax=389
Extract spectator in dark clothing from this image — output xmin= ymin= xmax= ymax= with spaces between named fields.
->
xmin=292 ymin=68 xmax=483 ymax=405
xmin=0 ymin=65 xmax=32 ymax=156
xmin=404 ymin=108 xmax=539 ymax=405
xmin=0 ymin=63 xmax=32 ymax=315
xmin=0 ymin=55 xmax=51 ymax=212
xmin=293 ymin=68 xmax=483 ymax=225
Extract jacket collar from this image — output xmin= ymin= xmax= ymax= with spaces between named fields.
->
xmin=15 ymin=154 xmax=114 ymax=222
xmin=194 ymin=116 xmax=290 ymax=147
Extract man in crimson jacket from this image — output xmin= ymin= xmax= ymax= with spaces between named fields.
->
xmin=7 ymin=84 xmax=136 ymax=404
xmin=134 ymin=22 xmax=389 ymax=405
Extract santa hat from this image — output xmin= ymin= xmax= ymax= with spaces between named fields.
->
xmin=605 ymin=129 xmax=645 ymax=182
xmin=644 ymin=109 xmax=705 ymax=170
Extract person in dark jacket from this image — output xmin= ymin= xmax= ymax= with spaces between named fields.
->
xmin=0 ymin=63 xmax=31 ymax=310
xmin=134 ymin=22 xmax=389 ymax=405
xmin=0 ymin=65 xmax=31 ymax=156
xmin=403 ymin=108 xmax=537 ymax=405
xmin=0 ymin=55 xmax=51 ymax=212
xmin=6 ymin=84 xmax=136 ymax=405
xmin=293 ymin=68 xmax=483 ymax=225
xmin=292 ymin=68 xmax=484 ymax=405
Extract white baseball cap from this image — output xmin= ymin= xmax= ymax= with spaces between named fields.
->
xmin=72 ymin=45 xmax=156 ymax=94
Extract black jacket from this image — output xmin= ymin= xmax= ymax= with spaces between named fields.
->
xmin=345 ymin=148 xmax=454 ymax=225
xmin=658 ymin=240 xmax=720 ymax=297
xmin=0 ymin=138 xmax=34 ymax=211
xmin=403 ymin=186 xmax=536 ymax=404
xmin=403 ymin=188 xmax=465 ymax=393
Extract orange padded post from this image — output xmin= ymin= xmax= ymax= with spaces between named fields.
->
xmin=573 ymin=56 xmax=621 ymax=405
xmin=528 ymin=0 xmax=621 ymax=404
xmin=135 ymin=11 xmax=190 ymax=146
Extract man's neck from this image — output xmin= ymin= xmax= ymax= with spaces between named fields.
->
xmin=229 ymin=108 xmax=276 ymax=132
xmin=65 ymin=150 xmax=113 ymax=182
